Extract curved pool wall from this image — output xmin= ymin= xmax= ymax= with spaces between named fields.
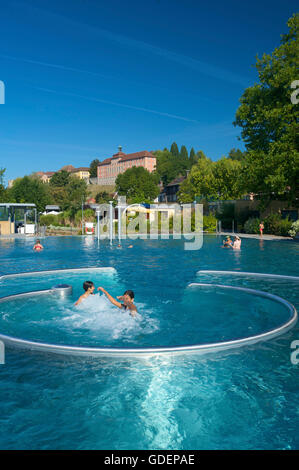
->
xmin=0 ymin=266 xmax=116 ymax=280
xmin=197 ymin=270 xmax=299 ymax=282
xmin=0 ymin=269 xmax=297 ymax=358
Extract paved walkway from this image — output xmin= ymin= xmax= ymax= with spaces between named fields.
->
xmin=217 ymin=232 xmax=293 ymax=241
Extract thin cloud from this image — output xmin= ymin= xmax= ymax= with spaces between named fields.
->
xmin=9 ymin=1 xmax=251 ymax=87
xmin=35 ymin=87 xmax=200 ymax=123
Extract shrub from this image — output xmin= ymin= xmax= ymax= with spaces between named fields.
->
xmin=264 ymin=213 xmax=292 ymax=236
xmin=244 ymin=217 xmax=261 ymax=234
xmin=289 ymin=220 xmax=299 ymax=237
xmin=39 ymin=214 xmax=59 ymax=226
xmin=203 ymin=214 xmax=217 ymax=232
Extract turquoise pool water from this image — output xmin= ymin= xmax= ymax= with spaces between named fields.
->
xmin=0 ymin=235 xmax=298 ymax=449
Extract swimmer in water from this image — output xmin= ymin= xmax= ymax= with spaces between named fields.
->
xmin=75 ymin=281 xmax=95 ymax=305
xmin=222 ymin=236 xmax=233 ymax=248
xmin=232 ymin=236 xmax=241 ymax=250
xmin=33 ymin=239 xmax=44 ymax=251
xmin=97 ymin=287 xmax=137 ymax=317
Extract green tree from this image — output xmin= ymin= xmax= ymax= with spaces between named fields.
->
xmin=63 ymin=177 xmax=88 ymax=215
xmin=234 ymin=14 xmax=299 ymax=203
xmin=89 ymin=159 xmax=100 ymax=178
xmin=116 ymin=167 xmax=159 ymax=203
xmin=180 ymin=145 xmax=189 ymax=161
xmin=0 ymin=168 xmax=7 ymax=202
xmin=227 ymin=148 xmax=246 ymax=162
xmin=49 ymin=170 xmax=70 ymax=187
xmin=170 ymin=142 xmax=180 ymax=158
xmin=10 ymin=176 xmax=51 ymax=212
xmin=189 ymin=147 xmax=197 ymax=166
xmin=95 ymin=191 xmax=110 ymax=204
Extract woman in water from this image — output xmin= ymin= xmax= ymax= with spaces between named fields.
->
xmin=33 ymin=239 xmax=44 ymax=251
xmin=232 ymin=236 xmax=241 ymax=250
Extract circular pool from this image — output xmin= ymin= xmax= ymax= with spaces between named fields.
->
xmin=0 ymin=268 xmax=297 ymax=357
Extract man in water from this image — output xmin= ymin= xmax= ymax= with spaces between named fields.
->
xmin=75 ymin=281 xmax=95 ymax=305
xmin=97 ymin=287 xmax=137 ymax=317
xmin=222 ymin=236 xmax=233 ymax=248
xmin=33 ymin=239 xmax=44 ymax=251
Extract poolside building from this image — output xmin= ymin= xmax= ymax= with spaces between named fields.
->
xmin=97 ymin=146 xmax=156 ymax=185
xmin=0 ymin=203 xmax=37 ymax=235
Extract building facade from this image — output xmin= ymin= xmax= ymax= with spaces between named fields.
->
xmin=158 ymin=176 xmax=186 ymax=203
xmin=97 ymin=146 xmax=156 ymax=185
xmin=70 ymin=167 xmax=90 ymax=180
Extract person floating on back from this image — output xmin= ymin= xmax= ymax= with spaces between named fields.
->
xmin=97 ymin=287 xmax=137 ymax=317
xmin=33 ymin=239 xmax=44 ymax=252
xmin=75 ymin=281 xmax=95 ymax=305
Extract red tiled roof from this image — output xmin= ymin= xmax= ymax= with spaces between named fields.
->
xmin=98 ymin=150 xmax=155 ymax=166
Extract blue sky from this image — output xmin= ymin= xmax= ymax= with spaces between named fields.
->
xmin=0 ymin=0 xmax=297 ymax=182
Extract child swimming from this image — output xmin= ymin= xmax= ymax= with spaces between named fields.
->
xmin=97 ymin=287 xmax=137 ymax=317
xmin=75 ymin=281 xmax=95 ymax=305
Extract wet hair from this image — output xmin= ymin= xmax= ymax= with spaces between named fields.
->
xmin=83 ymin=281 xmax=94 ymax=291
xmin=36 ymin=239 xmax=40 ymax=243
xmin=123 ymin=289 xmax=134 ymax=300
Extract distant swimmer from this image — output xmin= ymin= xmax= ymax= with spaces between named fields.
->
xmin=33 ymin=239 xmax=44 ymax=251
xmin=232 ymin=236 xmax=241 ymax=250
xmin=75 ymin=281 xmax=95 ymax=306
xmin=222 ymin=236 xmax=233 ymax=248
xmin=259 ymin=222 xmax=264 ymax=237
xmin=97 ymin=287 xmax=137 ymax=317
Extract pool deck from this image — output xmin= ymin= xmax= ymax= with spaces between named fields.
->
xmin=0 ymin=232 xmax=294 ymax=241
xmin=216 ymin=232 xmax=293 ymax=241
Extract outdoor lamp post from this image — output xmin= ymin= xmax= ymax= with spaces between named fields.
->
xmin=81 ymin=199 xmax=84 ymax=235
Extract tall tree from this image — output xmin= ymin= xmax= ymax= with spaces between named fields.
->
xmin=189 ymin=147 xmax=196 ymax=166
xmin=234 ymin=14 xmax=299 ymax=203
xmin=89 ymin=159 xmax=100 ymax=178
xmin=170 ymin=142 xmax=179 ymax=158
xmin=180 ymin=145 xmax=189 ymax=161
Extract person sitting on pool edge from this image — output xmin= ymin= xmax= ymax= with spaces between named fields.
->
xmin=33 ymin=239 xmax=44 ymax=251
xmin=97 ymin=286 xmax=137 ymax=317
xmin=75 ymin=281 xmax=95 ymax=305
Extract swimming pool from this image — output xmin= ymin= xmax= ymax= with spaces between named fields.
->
xmin=0 ymin=235 xmax=298 ymax=449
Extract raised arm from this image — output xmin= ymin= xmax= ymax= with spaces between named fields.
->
xmin=98 ymin=287 xmax=122 ymax=309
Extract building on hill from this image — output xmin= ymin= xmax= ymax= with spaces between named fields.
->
xmin=97 ymin=146 xmax=156 ymax=185
xmin=35 ymin=171 xmax=55 ymax=183
xmin=69 ymin=167 xmax=90 ymax=180
xmin=158 ymin=176 xmax=186 ymax=203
